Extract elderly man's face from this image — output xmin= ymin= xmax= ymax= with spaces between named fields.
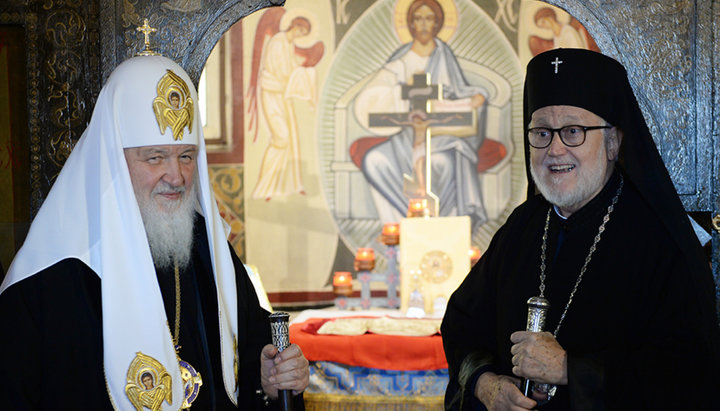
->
xmin=411 ymin=5 xmax=436 ymax=45
xmin=124 ymin=144 xmax=197 ymax=212
xmin=529 ymin=105 xmax=620 ymax=216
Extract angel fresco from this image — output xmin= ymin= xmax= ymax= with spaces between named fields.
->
xmin=247 ymin=7 xmax=324 ymax=201
xmin=528 ymin=6 xmax=599 ymax=55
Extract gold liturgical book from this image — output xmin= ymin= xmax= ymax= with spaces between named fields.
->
xmin=400 ymin=216 xmax=471 ymax=316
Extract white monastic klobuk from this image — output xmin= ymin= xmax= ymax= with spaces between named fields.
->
xmin=1 ymin=55 xmax=240 ymax=409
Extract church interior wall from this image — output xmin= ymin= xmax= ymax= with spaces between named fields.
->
xmin=0 ymin=0 xmax=718 ymax=309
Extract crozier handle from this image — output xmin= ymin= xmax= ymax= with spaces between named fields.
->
xmin=269 ymin=312 xmax=293 ymax=411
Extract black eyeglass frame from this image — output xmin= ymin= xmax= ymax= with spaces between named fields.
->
xmin=527 ymin=125 xmax=613 ymax=149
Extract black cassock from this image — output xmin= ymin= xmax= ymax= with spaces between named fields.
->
xmin=0 ymin=215 xmax=304 ymax=410
xmin=442 ymin=170 xmax=720 ymax=410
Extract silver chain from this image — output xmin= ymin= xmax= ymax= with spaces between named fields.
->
xmin=538 ymin=175 xmax=624 ymax=337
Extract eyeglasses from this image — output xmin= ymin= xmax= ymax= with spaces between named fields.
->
xmin=527 ymin=125 xmax=613 ymax=149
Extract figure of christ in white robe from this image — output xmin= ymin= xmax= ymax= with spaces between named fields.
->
xmin=354 ymin=39 xmax=489 ymax=226
xmin=252 ymin=30 xmax=316 ymax=200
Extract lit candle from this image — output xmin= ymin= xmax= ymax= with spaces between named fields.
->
xmin=333 ymin=271 xmax=353 ymax=297
xmin=355 ymin=247 xmax=375 ymax=271
xmin=407 ymin=198 xmax=428 ymax=218
xmin=381 ymin=223 xmax=400 ymax=245
xmin=468 ymin=246 xmax=481 ymax=266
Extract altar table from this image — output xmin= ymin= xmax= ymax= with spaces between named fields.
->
xmin=290 ymin=310 xmax=448 ymax=410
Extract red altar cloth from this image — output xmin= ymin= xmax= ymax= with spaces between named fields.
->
xmin=289 ymin=317 xmax=448 ymax=371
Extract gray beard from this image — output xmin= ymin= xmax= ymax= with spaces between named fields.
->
xmin=530 ymin=146 xmax=607 ymax=212
xmin=136 ymin=181 xmax=197 ymax=271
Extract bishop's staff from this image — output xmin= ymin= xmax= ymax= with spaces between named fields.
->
xmin=269 ymin=312 xmax=293 ymax=411
xmin=522 ymin=296 xmax=550 ymax=397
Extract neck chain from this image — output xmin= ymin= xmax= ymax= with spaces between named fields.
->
xmin=172 ymin=260 xmax=203 ymax=408
xmin=173 ymin=261 xmax=181 ymax=347
xmin=539 ymin=174 xmax=623 ymax=337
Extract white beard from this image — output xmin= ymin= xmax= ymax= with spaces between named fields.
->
xmin=136 ymin=180 xmax=197 ymax=270
xmin=531 ymin=143 xmax=608 ymax=212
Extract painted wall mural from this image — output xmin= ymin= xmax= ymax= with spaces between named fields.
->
xmin=247 ymin=8 xmax=325 ymax=201
xmin=201 ymin=0 xmax=599 ymax=304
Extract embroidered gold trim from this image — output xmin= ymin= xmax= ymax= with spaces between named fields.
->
xmin=125 ymin=352 xmax=173 ymax=411
xmin=233 ymin=336 xmax=239 ymax=392
xmin=152 ymin=69 xmax=194 ymax=141
xmin=303 ymin=392 xmax=444 ymax=410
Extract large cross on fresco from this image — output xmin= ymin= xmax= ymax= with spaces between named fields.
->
xmin=368 ymin=72 xmax=474 ymax=217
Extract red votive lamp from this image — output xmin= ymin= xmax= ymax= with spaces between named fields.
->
xmin=381 ymin=223 xmax=400 ymax=245
xmin=355 ymin=248 xmax=375 ymax=271
xmin=333 ymin=271 xmax=353 ymax=297
xmin=407 ymin=198 xmax=429 ymax=218
xmin=469 ymin=246 xmax=482 ymax=266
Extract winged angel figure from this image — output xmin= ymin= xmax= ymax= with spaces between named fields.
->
xmin=152 ymin=69 xmax=194 ymax=141
xmin=246 ymin=7 xmax=324 ymax=201
xmin=125 ymin=352 xmax=173 ymax=411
